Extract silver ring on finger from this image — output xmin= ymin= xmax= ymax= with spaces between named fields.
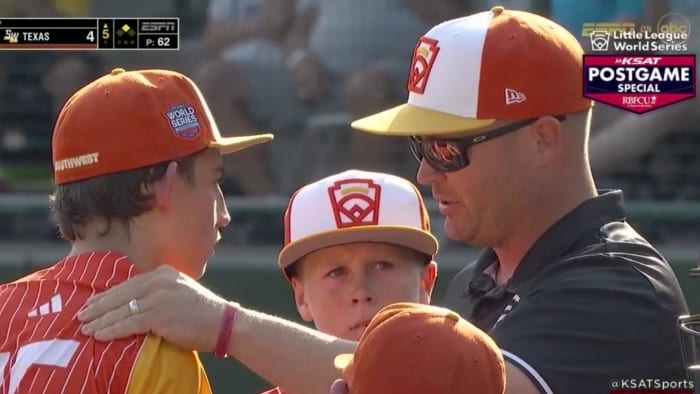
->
xmin=128 ymin=299 xmax=140 ymax=315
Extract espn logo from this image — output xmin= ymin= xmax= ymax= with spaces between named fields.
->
xmin=581 ymin=22 xmax=636 ymax=37
xmin=140 ymin=20 xmax=177 ymax=33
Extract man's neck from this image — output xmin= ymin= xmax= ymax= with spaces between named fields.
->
xmin=493 ymin=181 xmax=598 ymax=285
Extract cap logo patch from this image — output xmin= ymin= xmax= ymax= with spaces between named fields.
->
xmin=408 ymin=36 xmax=440 ymax=94
xmin=327 ymin=179 xmax=382 ymax=228
xmin=505 ymin=88 xmax=527 ymax=105
xmin=165 ymin=103 xmax=201 ymax=140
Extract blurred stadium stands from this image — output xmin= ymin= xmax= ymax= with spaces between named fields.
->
xmin=0 ymin=0 xmax=698 ymax=392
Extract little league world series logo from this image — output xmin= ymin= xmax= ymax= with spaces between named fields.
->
xmin=583 ymin=55 xmax=696 ymax=114
xmin=583 ymin=12 xmax=691 ymax=53
xmin=327 ymin=179 xmax=382 ymax=228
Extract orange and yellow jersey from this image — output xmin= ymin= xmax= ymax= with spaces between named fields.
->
xmin=0 ymin=251 xmax=212 ymax=394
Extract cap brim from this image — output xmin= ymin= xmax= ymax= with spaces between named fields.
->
xmin=211 ymin=133 xmax=274 ymax=154
xmin=351 ymin=103 xmax=496 ymax=136
xmin=334 ymin=353 xmax=354 ymax=370
xmin=278 ymin=226 xmax=438 ymax=269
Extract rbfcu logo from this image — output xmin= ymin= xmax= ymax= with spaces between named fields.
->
xmin=583 ymin=55 xmax=695 ymax=114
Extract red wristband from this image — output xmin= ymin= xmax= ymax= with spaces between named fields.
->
xmin=214 ymin=303 xmax=239 ymax=358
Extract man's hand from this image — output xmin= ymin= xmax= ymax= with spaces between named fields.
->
xmin=329 ymin=379 xmax=349 ymax=394
xmin=77 ymin=265 xmax=228 ymax=352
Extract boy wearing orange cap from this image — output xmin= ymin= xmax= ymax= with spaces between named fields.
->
xmin=330 ymin=302 xmax=506 ymax=394
xmin=0 ymin=67 xmax=273 ymax=393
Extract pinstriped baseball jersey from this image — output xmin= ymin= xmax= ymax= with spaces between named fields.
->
xmin=0 ymin=251 xmax=211 ymax=394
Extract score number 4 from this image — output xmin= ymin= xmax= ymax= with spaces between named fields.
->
xmin=0 ymin=339 xmax=79 ymax=394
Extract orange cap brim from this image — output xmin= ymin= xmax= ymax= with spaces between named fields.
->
xmin=210 ymin=133 xmax=274 ymax=154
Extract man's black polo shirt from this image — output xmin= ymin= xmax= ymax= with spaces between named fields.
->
xmin=443 ymin=190 xmax=691 ymax=394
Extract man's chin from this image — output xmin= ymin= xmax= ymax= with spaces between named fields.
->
xmin=443 ymin=220 xmax=479 ymax=245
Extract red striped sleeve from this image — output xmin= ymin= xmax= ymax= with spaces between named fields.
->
xmin=0 ymin=252 xmax=147 ymax=394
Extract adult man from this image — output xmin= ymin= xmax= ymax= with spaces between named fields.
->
xmin=261 ymin=169 xmax=439 ymax=393
xmin=78 ymin=7 xmax=691 ymax=394
xmin=329 ymin=302 xmax=505 ymax=394
xmin=679 ymin=262 xmax=700 ymax=373
xmin=0 ymin=67 xmax=273 ymax=393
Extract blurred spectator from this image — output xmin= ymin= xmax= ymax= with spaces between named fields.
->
xmin=194 ymin=0 xmax=467 ymax=196
xmin=194 ymin=0 xmax=296 ymax=196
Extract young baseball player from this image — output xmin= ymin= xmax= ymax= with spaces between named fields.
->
xmin=261 ymin=169 xmax=439 ymax=393
xmin=0 ymin=67 xmax=273 ymax=393
xmin=330 ymin=302 xmax=506 ymax=394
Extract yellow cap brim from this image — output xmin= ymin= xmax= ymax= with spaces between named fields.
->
xmin=211 ymin=133 xmax=274 ymax=154
xmin=334 ymin=353 xmax=354 ymax=370
xmin=278 ymin=226 xmax=438 ymax=270
xmin=351 ymin=104 xmax=496 ymax=136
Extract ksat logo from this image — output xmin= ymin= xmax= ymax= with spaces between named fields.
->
xmin=619 ymin=57 xmax=662 ymax=65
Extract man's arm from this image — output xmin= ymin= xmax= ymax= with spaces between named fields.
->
xmin=230 ymin=307 xmax=356 ymax=394
xmin=77 ymin=266 xmax=539 ymax=394
xmin=78 ymin=266 xmax=355 ymax=394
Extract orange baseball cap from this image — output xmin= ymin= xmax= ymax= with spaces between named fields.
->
xmin=351 ymin=6 xmax=593 ymax=136
xmin=52 ymin=68 xmax=274 ymax=185
xmin=334 ymin=302 xmax=506 ymax=394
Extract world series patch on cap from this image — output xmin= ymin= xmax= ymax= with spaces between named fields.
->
xmin=351 ymin=6 xmax=594 ymax=136
xmin=278 ymin=170 xmax=438 ymax=271
xmin=51 ymin=67 xmax=274 ymax=185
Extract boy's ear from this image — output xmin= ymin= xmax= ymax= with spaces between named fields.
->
xmin=150 ymin=161 xmax=179 ymax=211
xmin=291 ymin=277 xmax=314 ymax=322
xmin=420 ymin=261 xmax=438 ymax=304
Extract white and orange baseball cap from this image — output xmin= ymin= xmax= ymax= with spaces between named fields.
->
xmin=52 ymin=68 xmax=274 ymax=185
xmin=278 ymin=170 xmax=438 ymax=271
xmin=351 ymin=6 xmax=593 ymax=136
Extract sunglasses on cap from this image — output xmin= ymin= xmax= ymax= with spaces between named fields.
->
xmin=409 ymin=115 xmax=567 ymax=172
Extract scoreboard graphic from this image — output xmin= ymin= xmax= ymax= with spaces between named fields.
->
xmin=0 ymin=18 xmax=179 ymax=50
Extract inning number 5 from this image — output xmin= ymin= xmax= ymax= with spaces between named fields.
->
xmin=0 ymin=339 xmax=80 ymax=394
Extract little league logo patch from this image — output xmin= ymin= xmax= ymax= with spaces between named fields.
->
xmin=408 ymin=36 xmax=440 ymax=94
xmin=327 ymin=179 xmax=382 ymax=228
xmin=583 ymin=55 xmax=695 ymax=114
xmin=164 ymin=103 xmax=201 ymax=140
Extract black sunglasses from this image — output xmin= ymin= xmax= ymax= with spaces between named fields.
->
xmin=409 ymin=115 xmax=567 ymax=172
